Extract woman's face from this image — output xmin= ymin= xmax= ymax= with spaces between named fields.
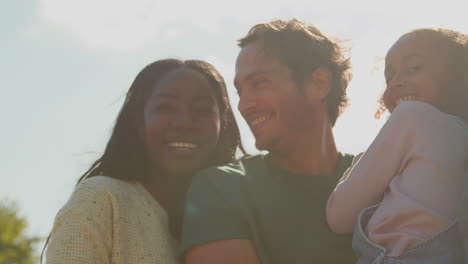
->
xmin=143 ymin=68 xmax=221 ymax=176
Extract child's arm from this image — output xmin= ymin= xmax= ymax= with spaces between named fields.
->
xmin=327 ymin=101 xmax=438 ymax=234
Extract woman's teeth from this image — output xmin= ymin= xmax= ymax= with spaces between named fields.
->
xmin=168 ymin=142 xmax=197 ymax=150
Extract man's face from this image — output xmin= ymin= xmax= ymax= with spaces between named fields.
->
xmin=234 ymin=41 xmax=313 ymax=153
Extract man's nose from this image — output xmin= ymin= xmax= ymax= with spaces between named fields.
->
xmin=238 ymin=92 xmax=257 ymax=116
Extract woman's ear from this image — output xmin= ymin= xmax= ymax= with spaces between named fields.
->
xmin=303 ymin=67 xmax=332 ymax=103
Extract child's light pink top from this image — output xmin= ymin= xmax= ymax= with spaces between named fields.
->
xmin=327 ymin=101 xmax=468 ymax=256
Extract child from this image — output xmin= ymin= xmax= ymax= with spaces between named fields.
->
xmin=326 ymin=28 xmax=468 ymax=264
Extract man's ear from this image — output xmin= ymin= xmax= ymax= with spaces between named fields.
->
xmin=303 ymin=67 xmax=332 ymax=103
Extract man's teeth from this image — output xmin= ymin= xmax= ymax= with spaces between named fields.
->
xmin=396 ymin=96 xmax=417 ymax=106
xmin=251 ymin=116 xmax=267 ymax=126
xmin=168 ymin=142 xmax=197 ymax=149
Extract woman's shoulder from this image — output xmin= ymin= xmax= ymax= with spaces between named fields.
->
xmin=192 ymin=155 xmax=268 ymax=189
xmin=75 ymin=176 xmax=162 ymax=214
xmin=76 ymin=176 xmax=136 ymax=194
xmin=59 ymin=176 xmax=136 ymax=213
xmin=50 ymin=177 xmax=116 ymax=229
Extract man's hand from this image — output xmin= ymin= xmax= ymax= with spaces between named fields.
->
xmin=185 ymin=239 xmax=260 ymax=264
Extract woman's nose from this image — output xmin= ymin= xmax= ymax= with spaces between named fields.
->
xmin=172 ymin=109 xmax=195 ymax=129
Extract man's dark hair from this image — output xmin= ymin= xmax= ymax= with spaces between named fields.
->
xmin=238 ymin=19 xmax=352 ymax=126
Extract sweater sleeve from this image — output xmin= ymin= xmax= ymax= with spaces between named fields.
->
xmin=45 ymin=179 xmax=113 ymax=264
xmin=326 ymin=101 xmax=453 ymax=234
xmin=462 ymin=171 xmax=468 ymax=264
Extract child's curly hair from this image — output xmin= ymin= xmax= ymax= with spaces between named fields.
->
xmin=374 ymin=93 xmax=387 ymax=119
xmin=375 ymin=28 xmax=466 ymax=119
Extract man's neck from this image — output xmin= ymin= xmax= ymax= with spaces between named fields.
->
xmin=271 ymin=121 xmax=339 ymax=175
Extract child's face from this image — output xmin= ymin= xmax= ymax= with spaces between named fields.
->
xmin=383 ymin=33 xmax=453 ymax=113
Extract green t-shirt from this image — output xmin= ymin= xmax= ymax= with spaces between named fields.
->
xmin=181 ymin=153 xmax=355 ymax=263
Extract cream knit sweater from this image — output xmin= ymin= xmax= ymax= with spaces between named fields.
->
xmin=45 ymin=176 xmax=180 ymax=264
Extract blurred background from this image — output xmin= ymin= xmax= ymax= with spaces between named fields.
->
xmin=1 ymin=0 xmax=467 ymax=260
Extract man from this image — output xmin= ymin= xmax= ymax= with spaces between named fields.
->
xmin=182 ymin=19 xmax=355 ymax=263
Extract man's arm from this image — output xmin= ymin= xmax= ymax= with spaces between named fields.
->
xmin=181 ymin=167 xmax=260 ymax=263
xmin=185 ymin=239 xmax=260 ymax=264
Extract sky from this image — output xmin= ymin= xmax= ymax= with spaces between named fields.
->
xmin=1 ymin=0 xmax=467 ymax=252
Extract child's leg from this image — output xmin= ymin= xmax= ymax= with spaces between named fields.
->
xmin=352 ymin=204 xmax=386 ymax=264
xmin=353 ymin=205 xmax=464 ymax=264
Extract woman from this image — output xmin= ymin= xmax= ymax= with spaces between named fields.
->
xmin=43 ymin=59 xmax=245 ymax=263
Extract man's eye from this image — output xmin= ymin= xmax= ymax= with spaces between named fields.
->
xmin=253 ymin=79 xmax=267 ymax=87
xmin=408 ymin=65 xmax=421 ymax=73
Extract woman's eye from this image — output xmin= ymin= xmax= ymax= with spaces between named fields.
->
xmin=194 ymin=107 xmax=215 ymax=114
xmin=154 ymin=104 xmax=174 ymax=111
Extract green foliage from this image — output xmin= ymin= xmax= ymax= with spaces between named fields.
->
xmin=0 ymin=200 xmax=40 ymax=264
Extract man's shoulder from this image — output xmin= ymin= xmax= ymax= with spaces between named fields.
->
xmin=191 ymin=155 xmax=267 ymax=190
xmin=334 ymin=152 xmax=355 ymax=181
xmin=340 ymin=152 xmax=355 ymax=165
xmin=184 ymin=155 xmax=268 ymax=218
xmin=197 ymin=154 xmax=266 ymax=177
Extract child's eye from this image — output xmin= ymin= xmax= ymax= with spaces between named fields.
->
xmin=385 ymin=75 xmax=393 ymax=86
